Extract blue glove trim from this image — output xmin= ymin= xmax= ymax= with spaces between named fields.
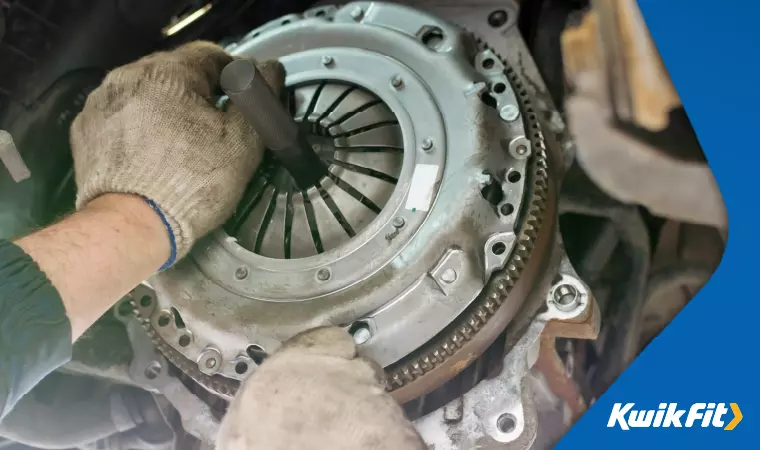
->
xmin=144 ymin=199 xmax=177 ymax=271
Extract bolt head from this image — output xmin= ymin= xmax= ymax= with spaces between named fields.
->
xmin=553 ymin=284 xmax=580 ymax=311
xmin=391 ymin=75 xmax=404 ymax=89
xmin=352 ymin=326 xmax=372 ymax=345
xmin=421 ymin=138 xmax=434 ymax=151
xmin=499 ymin=104 xmax=520 ymax=122
xmin=392 ymin=217 xmax=406 ymax=228
xmin=321 ymin=55 xmax=334 ymax=67
xmin=516 ymin=144 xmax=528 ymax=155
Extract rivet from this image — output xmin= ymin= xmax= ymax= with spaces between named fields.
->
xmin=421 ymin=138 xmax=434 ymax=151
xmin=235 ymin=266 xmax=249 ymax=280
xmin=391 ymin=75 xmax=404 ymax=89
xmin=321 ymin=55 xmax=334 ymax=67
xmin=440 ymin=268 xmax=458 ymax=284
xmin=317 ymin=268 xmax=331 ymax=281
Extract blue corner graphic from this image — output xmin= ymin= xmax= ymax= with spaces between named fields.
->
xmin=558 ymin=0 xmax=759 ymax=448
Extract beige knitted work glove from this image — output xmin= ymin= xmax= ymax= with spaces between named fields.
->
xmin=217 ymin=327 xmax=427 ymax=450
xmin=70 ymin=41 xmax=284 ymax=265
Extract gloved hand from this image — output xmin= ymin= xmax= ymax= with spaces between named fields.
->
xmin=217 ymin=327 xmax=427 ymax=450
xmin=70 ymin=41 xmax=284 ymax=264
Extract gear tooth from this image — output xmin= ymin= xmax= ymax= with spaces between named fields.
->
xmin=402 ymin=368 xmax=414 ymax=381
xmin=484 ymin=300 xmax=496 ymax=313
xmin=412 ymin=362 xmax=423 ymax=375
xmin=476 ymin=308 xmax=488 ymax=321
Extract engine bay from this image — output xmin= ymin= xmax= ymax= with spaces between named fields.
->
xmin=0 ymin=1 xmax=725 ymax=449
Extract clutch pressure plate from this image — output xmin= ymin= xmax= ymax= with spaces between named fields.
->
xmin=134 ymin=1 xmax=557 ymax=406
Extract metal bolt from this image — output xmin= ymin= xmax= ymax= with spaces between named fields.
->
xmin=350 ymin=6 xmax=364 ymax=21
xmin=235 ymin=266 xmax=249 ymax=280
xmin=440 ymin=268 xmax=458 ymax=284
xmin=321 ymin=55 xmax=334 ymax=67
xmin=499 ymin=104 xmax=519 ymax=122
xmin=391 ymin=75 xmax=404 ymax=89
xmin=392 ymin=217 xmax=406 ymax=228
xmin=317 ymin=268 xmax=331 ymax=281
xmin=144 ymin=361 xmax=162 ymax=380
xmin=515 ymin=144 xmax=528 ymax=156
xmin=421 ymin=138 xmax=434 ymax=151
xmin=352 ymin=326 xmax=372 ymax=345
xmin=205 ymin=358 xmax=217 ymax=369
xmin=553 ymin=284 xmax=579 ymax=311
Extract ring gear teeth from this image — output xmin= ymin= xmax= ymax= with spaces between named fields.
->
xmin=134 ymin=36 xmax=550 ymax=398
xmin=385 ymin=38 xmax=551 ymax=390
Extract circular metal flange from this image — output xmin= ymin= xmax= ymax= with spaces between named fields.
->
xmin=139 ymin=1 xmax=551 ymax=397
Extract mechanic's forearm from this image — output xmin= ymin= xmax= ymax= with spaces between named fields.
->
xmin=15 ymin=193 xmax=169 ymax=340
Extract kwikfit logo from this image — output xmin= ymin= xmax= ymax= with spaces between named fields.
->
xmin=607 ymin=403 xmax=742 ymax=430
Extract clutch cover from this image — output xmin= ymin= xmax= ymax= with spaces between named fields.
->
xmin=134 ymin=1 xmax=556 ymax=404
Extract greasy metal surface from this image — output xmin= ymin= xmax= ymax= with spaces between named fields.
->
xmin=414 ymin=262 xmax=599 ymax=449
xmin=137 ymin=1 xmax=554 ymax=401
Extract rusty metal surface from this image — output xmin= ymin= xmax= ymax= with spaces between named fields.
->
xmin=414 ymin=251 xmax=600 ymax=449
xmin=562 ymin=0 xmax=681 ymax=132
xmin=566 ymin=95 xmax=726 ymax=229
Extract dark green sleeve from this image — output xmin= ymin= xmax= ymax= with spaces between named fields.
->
xmin=0 ymin=240 xmax=72 ymax=420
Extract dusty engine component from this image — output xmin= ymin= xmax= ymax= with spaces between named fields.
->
xmin=121 ymin=1 xmax=599 ymax=447
xmin=560 ymin=0 xmax=726 ymax=229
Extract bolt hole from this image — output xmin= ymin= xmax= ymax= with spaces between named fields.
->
xmin=235 ymin=361 xmax=249 ymax=374
xmin=420 ymin=26 xmax=445 ymax=50
xmin=482 ymin=58 xmax=495 ymax=69
xmin=179 ymin=335 xmax=191 ymax=347
xmin=157 ymin=312 xmax=171 ymax=328
xmin=488 ymin=10 xmax=509 ymax=28
xmin=171 ymin=307 xmax=186 ymax=329
xmin=480 ymin=173 xmax=504 ymax=206
xmin=246 ymin=345 xmax=268 ymax=365
xmin=140 ymin=295 xmax=152 ymax=307
xmin=492 ymin=82 xmax=506 ymax=94
xmin=492 ymin=242 xmax=507 ymax=255
xmin=479 ymin=91 xmax=498 ymax=109
xmin=144 ymin=361 xmax=162 ymax=380
xmin=281 ymin=19 xmax=291 ymax=25
xmin=315 ymin=10 xmax=326 ymax=17
xmin=507 ymin=171 xmax=521 ymax=183
xmin=116 ymin=301 xmax=133 ymax=318
xmin=497 ymin=413 xmax=517 ymax=433
xmin=499 ymin=203 xmax=514 ymax=216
